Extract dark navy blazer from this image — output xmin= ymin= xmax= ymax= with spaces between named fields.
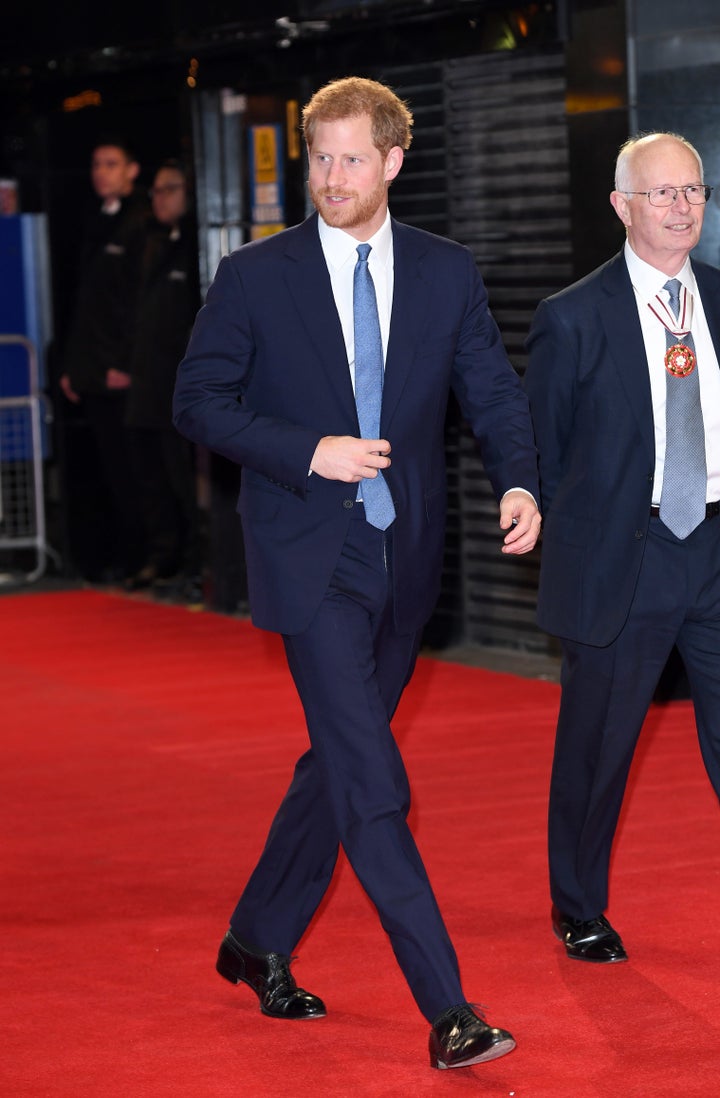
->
xmin=525 ymin=250 xmax=720 ymax=647
xmin=174 ymin=212 xmax=538 ymax=635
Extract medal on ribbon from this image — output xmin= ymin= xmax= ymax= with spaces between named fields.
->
xmin=664 ymin=342 xmax=696 ymax=377
xmin=648 ymin=284 xmax=697 ymax=377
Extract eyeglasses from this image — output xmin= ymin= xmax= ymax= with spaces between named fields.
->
xmin=149 ymin=184 xmax=184 ymax=197
xmin=623 ymin=185 xmax=713 ymax=207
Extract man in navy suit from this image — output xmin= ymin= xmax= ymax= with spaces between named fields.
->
xmin=525 ymin=132 xmax=720 ymax=964
xmin=174 ymin=77 xmax=540 ymax=1069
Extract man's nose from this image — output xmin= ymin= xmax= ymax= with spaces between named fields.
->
xmin=672 ymin=187 xmax=691 ymax=210
xmin=326 ymin=160 xmax=346 ymax=185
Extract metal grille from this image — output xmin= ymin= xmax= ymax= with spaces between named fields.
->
xmin=387 ymin=49 xmax=570 ymax=651
xmin=445 ymin=47 xmax=570 ymax=651
xmin=0 ymin=337 xmax=50 ymax=583
xmin=1 ymin=420 xmax=39 ymax=537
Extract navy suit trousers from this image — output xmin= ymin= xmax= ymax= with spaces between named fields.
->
xmin=549 ymin=512 xmax=720 ymax=919
xmin=229 ymin=504 xmax=465 ymax=1021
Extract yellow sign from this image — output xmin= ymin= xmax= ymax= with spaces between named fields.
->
xmin=253 ymin=127 xmax=278 ymax=184
xmin=286 ymin=100 xmax=300 ymax=160
xmin=251 ymin=224 xmax=286 ymax=240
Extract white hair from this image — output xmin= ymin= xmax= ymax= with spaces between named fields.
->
xmin=614 ymin=132 xmax=704 ymax=192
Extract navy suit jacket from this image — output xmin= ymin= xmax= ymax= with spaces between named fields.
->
xmin=525 ymin=250 xmax=720 ymax=647
xmin=174 ymin=213 xmax=538 ymax=635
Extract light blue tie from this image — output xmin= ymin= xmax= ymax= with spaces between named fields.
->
xmin=658 ymin=278 xmax=706 ymax=539
xmin=353 ymin=243 xmax=396 ymax=530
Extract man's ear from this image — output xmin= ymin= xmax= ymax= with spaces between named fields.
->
xmin=384 ymin=146 xmax=404 ymax=183
xmin=610 ymin=189 xmax=631 ymax=227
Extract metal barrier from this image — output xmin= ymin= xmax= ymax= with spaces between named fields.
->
xmin=0 ymin=334 xmax=56 ymax=584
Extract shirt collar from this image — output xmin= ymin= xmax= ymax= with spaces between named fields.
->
xmin=624 ymin=240 xmax=696 ymax=299
xmin=318 ymin=209 xmax=392 ymax=270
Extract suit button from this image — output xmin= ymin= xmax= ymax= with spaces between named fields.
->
xmin=343 ymin=498 xmax=355 ymax=509
xmin=634 ymin=530 xmax=644 ymax=539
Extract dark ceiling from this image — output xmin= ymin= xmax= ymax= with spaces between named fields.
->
xmin=0 ymin=1 xmax=561 ymax=134
xmin=1 ymin=2 xmax=547 ymax=73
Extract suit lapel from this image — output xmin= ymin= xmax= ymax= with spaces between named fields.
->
xmin=282 ymin=214 xmax=357 ymax=416
xmin=279 ymin=216 xmax=442 ymax=433
xmin=598 ymin=252 xmax=655 ymax=461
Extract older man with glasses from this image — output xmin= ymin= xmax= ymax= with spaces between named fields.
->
xmin=525 ymin=131 xmax=720 ymax=964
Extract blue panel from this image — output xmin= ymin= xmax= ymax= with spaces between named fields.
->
xmin=0 ymin=214 xmax=52 ymax=459
xmin=0 ymin=216 xmax=29 ymax=400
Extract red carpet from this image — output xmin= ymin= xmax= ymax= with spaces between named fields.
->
xmin=2 ymin=589 xmax=719 ymax=1097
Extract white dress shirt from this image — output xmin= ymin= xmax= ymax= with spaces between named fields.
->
xmin=625 ymin=241 xmax=720 ymax=505
xmin=317 ymin=210 xmax=393 ymax=388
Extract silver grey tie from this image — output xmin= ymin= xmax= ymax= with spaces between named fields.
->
xmin=658 ymin=278 xmax=706 ymax=539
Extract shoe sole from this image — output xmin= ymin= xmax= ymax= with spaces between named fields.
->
xmin=563 ymin=951 xmax=628 ymax=963
xmin=432 ymin=1037 xmax=516 ymax=1069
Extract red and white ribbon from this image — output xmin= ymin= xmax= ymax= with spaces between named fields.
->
xmin=647 ymin=283 xmax=693 ymax=338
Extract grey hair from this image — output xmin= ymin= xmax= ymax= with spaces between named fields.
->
xmin=614 ymin=132 xmax=704 ymax=191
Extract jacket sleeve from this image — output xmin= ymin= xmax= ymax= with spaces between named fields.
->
xmin=172 ymin=254 xmax=322 ymax=496
xmin=450 ymin=248 xmax=539 ymax=502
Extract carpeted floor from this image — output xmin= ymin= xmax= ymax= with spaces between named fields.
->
xmin=2 ymin=590 xmax=719 ymax=1096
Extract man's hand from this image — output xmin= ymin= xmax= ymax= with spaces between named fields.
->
xmin=499 ymin=490 xmax=542 ymax=555
xmin=106 ymin=368 xmax=131 ymax=390
xmin=310 ymin=436 xmax=392 ymax=482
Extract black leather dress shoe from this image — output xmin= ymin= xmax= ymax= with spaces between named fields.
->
xmin=552 ymin=905 xmax=628 ymax=963
xmin=123 ymin=565 xmax=159 ymax=592
xmin=429 ymin=1004 xmax=516 ymax=1070
xmin=216 ymin=930 xmax=326 ymax=1019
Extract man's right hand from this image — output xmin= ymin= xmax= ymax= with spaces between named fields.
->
xmin=59 ymin=374 xmax=80 ymax=404
xmin=310 ymin=435 xmax=392 ymax=482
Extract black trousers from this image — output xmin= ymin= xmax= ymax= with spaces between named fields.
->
xmin=82 ymin=392 xmax=146 ymax=576
xmin=129 ymin=426 xmax=202 ymax=576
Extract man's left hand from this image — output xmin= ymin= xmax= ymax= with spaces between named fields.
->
xmin=499 ymin=491 xmax=541 ymax=555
